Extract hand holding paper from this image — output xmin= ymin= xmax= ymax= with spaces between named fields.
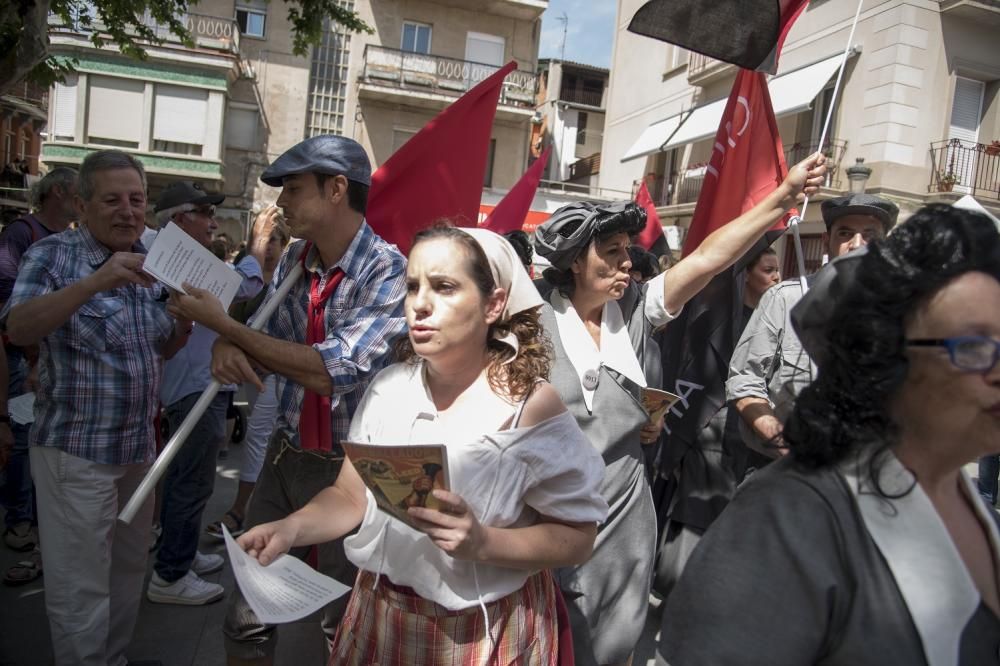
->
xmin=143 ymin=223 xmax=241 ymax=309
xmin=223 ymin=525 xmax=350 ymax=624
xmin=167 ymin=285 xmax=227 ymax=331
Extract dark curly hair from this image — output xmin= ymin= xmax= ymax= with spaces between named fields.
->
xmin=395 ymin=224 xmax=552 ymax=402
xmin=542 ymin=202 xmax=646 ymax=297
xmin=503 ymin=230 xmax=534 ymax=270
xmin=784 ymin=204 xmax=1000 ymax=488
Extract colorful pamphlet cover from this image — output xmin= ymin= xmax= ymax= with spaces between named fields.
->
xmin=641 ymin=387 xmax=682 ymax=423
xmin=341 ymin=442 xmax=450 ymax=530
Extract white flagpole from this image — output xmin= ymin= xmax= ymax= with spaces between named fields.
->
xmin=790 ymin=0 xmax=865 ymax=296
xmin=119 ymin=262 xmax=305 ymax=524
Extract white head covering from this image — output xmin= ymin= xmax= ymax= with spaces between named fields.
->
xmin=458 ymin=227 xmax=544 ymax=359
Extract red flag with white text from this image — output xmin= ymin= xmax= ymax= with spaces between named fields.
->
xmin=681 ymin=68 xmax=790 ymax=256
xmin=367 ymin=62 xmax=516 ymax=254
xmin=481 ymin=146 xmax=551 ymax=234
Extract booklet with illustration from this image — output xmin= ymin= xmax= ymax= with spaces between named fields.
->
xmin=341 ymin=442 xmax=450 ymax=531
xmin=143 ymin=222 xmax=242 ymax=309
xmin=641 ymin=387 xmax=682 ymax=423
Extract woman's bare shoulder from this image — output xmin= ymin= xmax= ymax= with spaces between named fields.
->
xmin=517 ymin=381 xmax=569 ymax=428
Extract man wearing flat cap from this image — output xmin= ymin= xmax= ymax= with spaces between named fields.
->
xmin=727 ymin=193 xmax=899 ymax=463
xmin=167 ymin=135 xmax=407 ymax=664
xmin=146 ymin=182 xmax=264 ymax=606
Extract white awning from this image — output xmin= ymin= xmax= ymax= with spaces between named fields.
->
xmin=621 ymin=113 xmax=685 ymax=161
xmin=625 ymin=53 xmax=847 ymax=160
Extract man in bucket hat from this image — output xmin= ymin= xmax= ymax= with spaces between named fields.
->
xmin=166 ymin=135 xmax=407 ymax=664
xmin=727 ymin=193 xmax=899 ymax=463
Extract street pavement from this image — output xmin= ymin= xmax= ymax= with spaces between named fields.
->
xmin=0 ymin=439 xmax=664 ymax=665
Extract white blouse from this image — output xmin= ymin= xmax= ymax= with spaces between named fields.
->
xmin=343 ymin=361 xmax=609 ymax=610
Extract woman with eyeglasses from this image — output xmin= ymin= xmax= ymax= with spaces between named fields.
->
xmin=657 ymin=204 xmax=1000 ymax=665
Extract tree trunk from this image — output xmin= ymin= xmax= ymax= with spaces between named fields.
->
xmin=0 ymin=0 xmax=52 ymax=95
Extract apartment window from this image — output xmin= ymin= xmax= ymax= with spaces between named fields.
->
xmin=667 ymin=46 xmax=689 ymax=70
xmin=483 ymin=138 xmax=496 ymax=188
xmin=87 ymin=75 xmax=144 ymax=149
xmin=21 ymin=134 xmax=30 ymax=160
xmin=306 ymin=14 xmax=352 ymax=138
xmin=577 ymin=112 xmax=588 ymax=146
xmin=226 ymin=106 xmax=260 ymax=150
xmin=401 ymin=21 xmax=431 ymax=54
xmin=3 ymin=134 xmax=11 ymax=165
xmin=153 ymin=140 xmax=203 ymax=156
xmin=51 ymin=74 xmax=79 ymax=141
xmin=153 ymin=84 xmax=207 ymax=155
xmin=236 ymin=5 xmax=266 ymax=38
xmin=392 ymin=129 xmax=417 ymax=154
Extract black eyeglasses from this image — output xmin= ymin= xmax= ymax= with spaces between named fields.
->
xmin=192 ymin=205 xmax=215 ymax=217
xmin=906 ymin=335 xmax=1000 ymax=373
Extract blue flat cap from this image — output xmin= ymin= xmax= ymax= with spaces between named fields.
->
xmin=260 ymin=135 xmax=371 ymax=187
xmin=821 ymin=193 xmax=898 ymax=232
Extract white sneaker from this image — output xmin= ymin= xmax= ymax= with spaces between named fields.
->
xmin=147 ymin=571 xmax=224 ymax=605
xmin=191 ymin=551 xmax=224 ymax=576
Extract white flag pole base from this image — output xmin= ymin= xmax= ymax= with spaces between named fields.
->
xmin=119 ymin=261 xmax=306 ymax=524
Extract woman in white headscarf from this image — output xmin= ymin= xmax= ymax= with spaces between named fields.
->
xmin=237 ymin=224 xmax=608 ymax=664
xmin=532 ymin=154 xmax=827 ymax=666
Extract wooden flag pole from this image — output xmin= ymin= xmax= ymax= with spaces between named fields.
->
xmin=119 ymin=261 xmax=305 ymax=524
xmin=791 ymin=0 xmax=865 ymax=297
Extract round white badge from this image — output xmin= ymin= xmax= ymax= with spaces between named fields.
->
xmin=582 ymin=368 xmax=600 ymax=391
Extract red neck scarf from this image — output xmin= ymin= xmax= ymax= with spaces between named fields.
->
xmin=299 ymin=247 xmax=345 ymax=451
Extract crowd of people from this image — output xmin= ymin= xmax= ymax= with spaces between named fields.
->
xmin=0 ymin=133 xmax=998 ymax=666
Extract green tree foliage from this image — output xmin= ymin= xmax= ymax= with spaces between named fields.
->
xmin=1 ymin=0 xmax=372 ymax=94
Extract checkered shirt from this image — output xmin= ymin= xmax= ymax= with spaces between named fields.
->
xmin=5 ymin=226 xmax=176 ymax=465
xmin=253 ymin=221 xmax=407 ymax=445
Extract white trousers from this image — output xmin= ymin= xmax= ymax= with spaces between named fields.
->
xmin=31 ymin=446 xmax=153 ymax=666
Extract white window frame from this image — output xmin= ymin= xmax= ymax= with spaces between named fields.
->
xmin=401 ymin=21 xmax=432 ymax=54
xmin=235 ymin=5 xmax=266 ymax=39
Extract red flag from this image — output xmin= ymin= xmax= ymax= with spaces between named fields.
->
xmin=367 ymin=62 xmax=516 ymax=254
xmin=481 ymin=146 xmax=551 ymax=234
xmin=681 ymin=69 xmax=791 ymax=256
xmin=634 ymin=181 xmax=666 ymax=251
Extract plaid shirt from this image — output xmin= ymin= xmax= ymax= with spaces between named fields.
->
xmin=4 ymin=226 xmax=176 ymax=465
xmin=254 ymin=221 xmax=407 ymax=445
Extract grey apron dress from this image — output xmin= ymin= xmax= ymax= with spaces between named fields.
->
xmin=540 ymin=281 xmax=656 ymax=666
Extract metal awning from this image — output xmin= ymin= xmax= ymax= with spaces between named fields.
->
xmin=622 ymin=53 xmax=847 ymax=161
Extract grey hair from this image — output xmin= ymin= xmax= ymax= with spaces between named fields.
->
xmin=156 ymin=202 xmax=195 ymax=224
xmin=28 ymin=167 xmax=78 ymax=210
xmin=78 ymin=150 xmax=147 ymax=201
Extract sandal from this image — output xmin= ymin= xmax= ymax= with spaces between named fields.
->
xmin=204 ymin=510 xmax=244 ymax=541
xmin=3 ymin=548 xmax=42 ymax=586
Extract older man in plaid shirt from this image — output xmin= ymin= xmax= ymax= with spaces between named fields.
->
xmin=169 ymin=135 xmax=406 ymax=665
xmin=3 ymin=150 xmax=191 ymax=666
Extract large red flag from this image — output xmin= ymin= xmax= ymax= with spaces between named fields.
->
xmin=480 ymin=147 xmax=551 ymax=234
xmin=367 ymin=62 xmax=516 ymax=254
xmin=681 ymin=69 xmax=790 ymax=256
xmin=634 ymin=181 xmax=668 ymax=253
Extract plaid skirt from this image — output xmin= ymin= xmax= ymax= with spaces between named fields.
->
xmin=328 ymin=569 xmax=561 ymax=665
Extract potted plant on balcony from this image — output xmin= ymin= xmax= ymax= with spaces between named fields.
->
xmin=985 ymin=140 xmax=1000 ymax=157
xmin=938 ymin=170 xmax=960 ymax=192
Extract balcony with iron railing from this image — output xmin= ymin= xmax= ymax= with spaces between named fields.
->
xmin=558 ymin=87 xmax=604 ymax=108
xmin=650 ymin=138 xmax=848 ymax=208
xmin=687 ymin=52 xmax=735 ymax=86
xmin=360 ymin=45 xmax=537 ymax=111
xmin=929 ymin=138 xmax=1000 ymax=202
xmin=48 ymin=10 xmax=241 ymax=56
xmin=568 ymin=152 xmax=601 ymax=181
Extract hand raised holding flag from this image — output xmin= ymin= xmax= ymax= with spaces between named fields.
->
xmin=781 ymin=152 xmax=828 ymax=206
xmin=660 ymin=152 xmax=825 ymax=316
